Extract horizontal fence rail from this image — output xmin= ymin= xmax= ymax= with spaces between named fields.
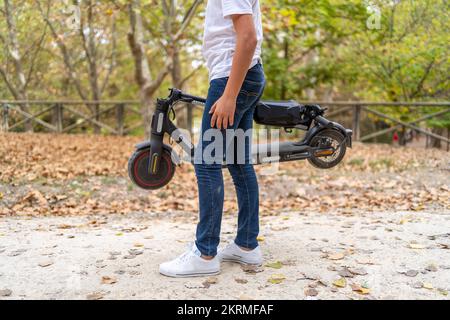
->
xmin=1 ymin=100 xmax=449 ymax=149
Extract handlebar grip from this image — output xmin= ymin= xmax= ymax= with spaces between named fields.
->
xmin=315 ymin=115 xmax=334 ymax=128
xmin=181 ymin=93 xmax=206 ymax=104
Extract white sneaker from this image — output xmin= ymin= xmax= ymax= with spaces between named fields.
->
xmin=218 ymin=242 xmax=263 ymax=266
xmin=159 ymin=243 xmax=220 ymax=278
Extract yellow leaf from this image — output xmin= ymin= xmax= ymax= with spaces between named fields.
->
xmin=409 ymin=243 xmax=425 ymax=249
xmin=423 ymin=282 xmax=433 ymax=290
xmin=265 ymin=261 xmax=283 ymax=269
xmin=257 ymin=236 xmax=265 ymax=242
xmin=333 ymin=278 xmax=347 ymax=288
xmin=134 ymin=243 xmax=144 ymax=247
xmin=268 ymin=274 xmax=286 ymax=284
xmin=0 ymin=192 xmax=3 ymax=200
xmin=351 ymin=283 xmax=370 ymax=295
xmin=438 ymin=289 xmax=448 ymax=296
xmin=115 ymin=232 xmax=123 ymax=236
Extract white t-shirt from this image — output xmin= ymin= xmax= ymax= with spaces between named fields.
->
xmin=202 ymin=0 xmax=263 ymax=81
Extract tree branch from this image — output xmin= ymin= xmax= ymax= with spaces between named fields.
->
xmin=0 ymin=65 xmax=19 ymax=99
xmin=100 ymin=18 xmax=117 ymax=95
xmin=173 ymin=0 xmax=203 ymax=42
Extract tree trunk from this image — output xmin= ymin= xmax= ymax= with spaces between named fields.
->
xmin=4 ymin=0 xmax=33 ymax=131
xmin=128 ymin=0 xmax=171 ymax=137
xmin=140 ymin=92 xmax=154 ymax=138
xmin=171 ymin=44 xmax=190 ymax=131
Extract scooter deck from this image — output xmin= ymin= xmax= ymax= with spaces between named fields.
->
xmin=252 ymin=141 xmax=311 ymax=164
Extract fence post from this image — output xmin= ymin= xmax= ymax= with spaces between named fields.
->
xmin=353 ymin=105 xmax=361 ymax=141
xmin=1 ymin=104 xmax=9 ymax=132
xmin=52 ymin=103 xmax=64 ymax=133
xmin=447 ymin=129 xmax=449 ymax=152
xmin=116 ymin=103 xmax=125 ymax=136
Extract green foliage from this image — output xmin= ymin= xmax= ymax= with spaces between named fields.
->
xmin=0 ymin=0 xmax=448 ymax=130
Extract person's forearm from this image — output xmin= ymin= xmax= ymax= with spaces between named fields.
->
xmin=223 ymin=28 xmax=257 ymax=98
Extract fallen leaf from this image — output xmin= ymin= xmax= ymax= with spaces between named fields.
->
xmin=409 ymin=243 xmax=426 ymax=249
xmin=438 ymin=288 xmax=448 ymax=296
xmin=38 ymin=260 xmax=54 ymax=268
xmin=128 ymin=249 xmax=143 ymax=256
xmin=268 ymin=274 xmax=286 ymax=284
xmin=265 ymin=261 xmax=283 ymax=269
xmin=0 ymin=289 xmax=12 ymax=297
xmin=202 ymin=277 xmax=218 ymax=288
xmin=338 ymin=267 xmax=354 ymax=278
xmin=328 ymin=252 xmax=345 ymax=260
xmin=134 ymin=243 xmax=144 ymax=247
xmin=438 ymin=243 xmax=450 ymax=249
xmin=405 ymin=270 xmax=419 ymax=277
xmin=235 ymin=278 xmax=248 ymax=284
xmin=304 ymin=288 xmax=318 ymax=296
xmin=241 ymin=264 xmax=264 ymax=274
xmin=333 ymin=278 xmax=347 ymax=288
xmin=425 ymin=264 xmax=438 ymax=272
xmin=86 ymin=292 xmax=104 ymax=300
xmin=350 ymin=283 xmax=370 ymax=295
xmin=257 ymin=236 xmax=265 ymax=242
xmin=57 ymin=224 xmax=74 ymax=229
xmin=349 ymin=267 xmax=368 ymax=276
xmin=101 ymin=276 xmax=117 ymax=285
xmin=423 ymin=282 xmax=433 ymax=290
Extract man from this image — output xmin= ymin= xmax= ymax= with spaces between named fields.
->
xmin=160 ymin=0 xmax=265 ymax=277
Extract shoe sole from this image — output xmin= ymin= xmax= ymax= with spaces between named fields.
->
xmin=159 ymin=270 xmax=221 ymax=278
xmin=222 ymin=257 xmax=262 ymax=266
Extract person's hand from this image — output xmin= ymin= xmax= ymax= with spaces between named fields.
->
xmin=209 ymin=94 xmax=237 ymax=130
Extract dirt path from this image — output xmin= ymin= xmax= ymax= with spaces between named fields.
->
xmin=1 ymin=210 xmax=449 ymax=300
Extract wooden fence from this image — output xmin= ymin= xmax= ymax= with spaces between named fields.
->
xmin=1 ymin=100 xmax=449 ymax=149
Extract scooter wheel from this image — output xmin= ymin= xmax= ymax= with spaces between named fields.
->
xmin=308 ymin=129 xmax=347 ymax=169
xmin=128 ymin=147 xmax=175 ymax=190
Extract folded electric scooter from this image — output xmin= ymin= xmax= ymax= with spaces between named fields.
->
xmin=128 ymin=88 xmax=352 ymax=190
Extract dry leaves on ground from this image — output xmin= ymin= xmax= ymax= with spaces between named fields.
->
xmin=1 ymin=133 xmax=449 ymax=217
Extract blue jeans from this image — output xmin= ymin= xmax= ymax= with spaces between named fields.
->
xmin=194 ymin=64 xmax=266 ymax=257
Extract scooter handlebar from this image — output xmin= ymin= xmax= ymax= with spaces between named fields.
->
xmin=315 ymin=115 xmax=334 ymax=128
xmin=181 ymin=93 xmax=206 ymax=104
xmin=169 ymin=88 xmax=206 ymax=104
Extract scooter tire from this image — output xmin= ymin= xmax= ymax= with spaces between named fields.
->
xmin=307 ymin=129 xmax=347 ymax=169
xmin=128 ymin=147 xmax=175 ymax=190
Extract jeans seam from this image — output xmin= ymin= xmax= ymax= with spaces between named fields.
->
xmin=206 ymin=167 xmax=215 ymax=256
xmin=239 ymin=164 xmax=251 ymax=248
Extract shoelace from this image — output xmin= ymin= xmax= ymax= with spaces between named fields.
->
xmin=175 ymin=243 xmax=196 ymax=265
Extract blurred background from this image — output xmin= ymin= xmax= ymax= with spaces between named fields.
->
xmin=0 ymin=0 xmax=448 ymax=147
